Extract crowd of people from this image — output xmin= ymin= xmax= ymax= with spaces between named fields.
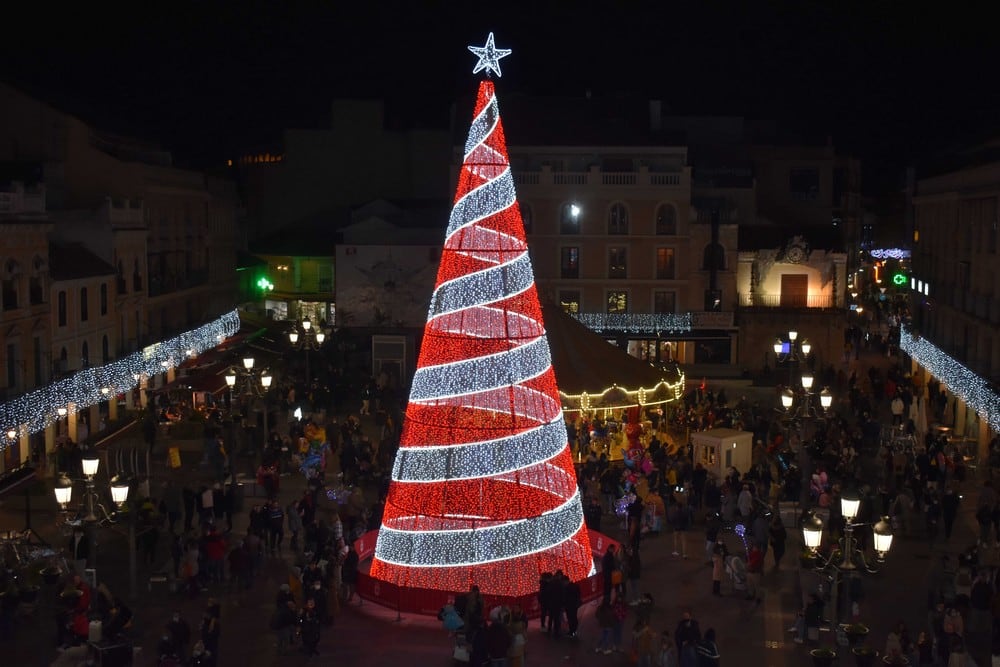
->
xmin=20 ymin=298 xmax=1000 ymax=666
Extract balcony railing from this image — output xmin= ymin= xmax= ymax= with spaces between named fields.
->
xmin=512 ymin=167 xmax=685 ymax=189
xmin=738 ymin=293 xmax=836 ymax=309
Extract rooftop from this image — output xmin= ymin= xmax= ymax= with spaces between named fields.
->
xmin=48 ymin=242 xmax=116 ymax=281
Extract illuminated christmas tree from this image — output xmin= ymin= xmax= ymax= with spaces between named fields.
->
xmin=370 ymin=34 xmax=593 ymax=597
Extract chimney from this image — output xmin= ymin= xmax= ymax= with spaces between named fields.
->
xmin=649 ymin=100 xmax=662 ymax=132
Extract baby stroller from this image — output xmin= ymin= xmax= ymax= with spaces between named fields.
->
xmin=725 ymin=555 xmax=747 ymax=594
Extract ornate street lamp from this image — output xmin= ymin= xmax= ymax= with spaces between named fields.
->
xmin=288 ymin=318 xmax=327 ymax=383
xmin=799 ymin=497 xmax=894 ymax=623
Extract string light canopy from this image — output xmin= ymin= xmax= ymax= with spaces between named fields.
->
xmin=371 ymin=65 xmax=593 ymax=598
xmin=0 ymin=310 xmax=240 ymax=449
xmin=900 ymin=327 xmax=1000 ymax=432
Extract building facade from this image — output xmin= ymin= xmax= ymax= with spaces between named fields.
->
xmin=0 ymin=82 xmax=239 ymax=345
xmin=510 ymin=146 xmax=740 ymax=365
xmin=911 ymin=161 xmax=1000 ymax=456
xmin=0 ymin=83 xmax=240 ymax=472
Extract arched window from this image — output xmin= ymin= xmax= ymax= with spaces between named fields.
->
xmin=100 ymin=283 xmax=108 ymax=315
xmin=656 ymin=204 xmax=677 ymax=235
xmin=81 ymin=341 xmax=89 ymax=368
xmin=80 ymin=287 xmax=89 ymax=321
xmin=520 ymin=202 xmax=533 ymax=234
xmin=608 ymin=202 xmax=629 ymax=235
xmin=702 ymin=243 xmax=726 ymax=271
xmin=560 ymin=202 xmax=581 ymax=234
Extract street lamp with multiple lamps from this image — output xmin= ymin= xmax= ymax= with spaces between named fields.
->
xmin=53 ymin=455 xmax=140 ymax=598
xmin=801 ymin=493 xmax=894 ymax=624
xmin=287 ymin=318 xmax=327 ymax=384
xmin=225 ymin=357 xmax=274 ymax=463
xmin=771 ymin=331 xmax=833 ymax=508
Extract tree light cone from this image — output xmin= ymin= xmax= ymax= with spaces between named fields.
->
xmin=370 ymin=80 xmax=593 ymax=597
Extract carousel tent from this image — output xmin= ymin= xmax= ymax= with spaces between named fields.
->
xmin=541 ymin=302 xmax=684 ymax=413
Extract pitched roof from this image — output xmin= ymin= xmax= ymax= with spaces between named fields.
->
xmin=48 ymin=242 xmax=115 ymax=280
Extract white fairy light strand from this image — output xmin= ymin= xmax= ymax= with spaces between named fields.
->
xmin=0 ymin=309 xmax=241 ymax=445
xmin=900 ymin=327 xmax=1000 ymax=432
xmin=377 ymin=489 xmax=586 ymax=567
xmin=574 ymin=312 xmax=693 ymax=334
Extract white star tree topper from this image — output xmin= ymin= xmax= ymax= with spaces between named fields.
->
xmin=468 ymin=32 xmax=512 ymax=78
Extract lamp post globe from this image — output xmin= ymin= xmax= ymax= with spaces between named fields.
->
xmin=802 ymin=512 xmax=824 ymax=552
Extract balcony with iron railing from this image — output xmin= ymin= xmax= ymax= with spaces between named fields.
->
xmin=511 ymin=165 xmax=688 ymax=189
xmin=738 ymin=293 xmax=836 ymax=309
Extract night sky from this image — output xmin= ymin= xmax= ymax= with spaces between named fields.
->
xmin=2 ymin=2 xmax=998 ymax=191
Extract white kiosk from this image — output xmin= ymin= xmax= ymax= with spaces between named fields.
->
xmin=692 ymin=428 xmax=753 ymax=479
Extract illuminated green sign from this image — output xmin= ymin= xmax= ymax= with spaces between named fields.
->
xmin=892 ymin=272 xmax=907 ymax=286
xmin=256 ymin=276 xmax=274 ymax=291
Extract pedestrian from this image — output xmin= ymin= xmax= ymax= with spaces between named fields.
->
xmin=341 ymin=541 xmax=359 ymax=603
xmin=925 ymin=491 xmax=941 ymax=546
xmin=675 ymin=609 xmax=701 ymax=656
xmin=562 ymin=574 xmax=581 ymax=638
xmin=508 ymin=605 xmax=527 ymax=667
xmin=485 ymin=616 xmax=512 ymax=666
xmin=632 ymin=618 xmax=656 ymax=667
xmin=181 ymin=541 xmax=200 ymax=598
xmin=745 ymin=543 xmax=763 ymax=604
xmin=737 ymin=484 xmax=753 ymax=518
xmin=769 ymin=514 xmax=787 ymax=570
xmin=625 ymin=546 xmax=642 ymax=603
xmin=162 ymin=481 xmax=183 ymax=533
xmin=286 ymin=499 xmax=303 ymax=551
xmin=611 ymin=593 xmax=628 ymax=653
xmin=463 ymin=585 xmax=484 ymax=638
xmin=941 ymin=488 xmax=960 ymax=540
xmin=704 ymin=512 xmax=720 ymax=565
xmin=299 ymin=598 xmax=321 ymax=656
xmin=658 ymin=630 xmax=679 ymax=667
xmin=593 ymin=600 xmax=616 ymax=655
xmin=695 ymin=628 xmax=720 ymax=666
xmin=670 ymin=488 xmax=690 ymax=559
xmin=271 ymin=599 xmax=298 ymax=654
xmin=710 ymin=541 xmax=725 ymax=596
xmin=267 ymin=500 xmax=285 ymax=554
xmin=188 ymin=640 xmax=215 ymax=667
xmin=602 ymin=545 xmax=618 ymax=604
xmin=199 ymin=609 xmax=220 ymax=662
xmin=545 ymin=570 xmax=565 ymax=637
xmin=537 ymin=572 xmax=553 ymax=631
xmin=166 ymin=610 xmax=191 ymax=661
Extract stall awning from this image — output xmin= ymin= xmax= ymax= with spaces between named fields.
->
xmin=542 ymin=302 xmax=684 ymax=412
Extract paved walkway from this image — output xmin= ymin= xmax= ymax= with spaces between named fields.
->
xmin=0 ymin=350 xmax=990 ymax=666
